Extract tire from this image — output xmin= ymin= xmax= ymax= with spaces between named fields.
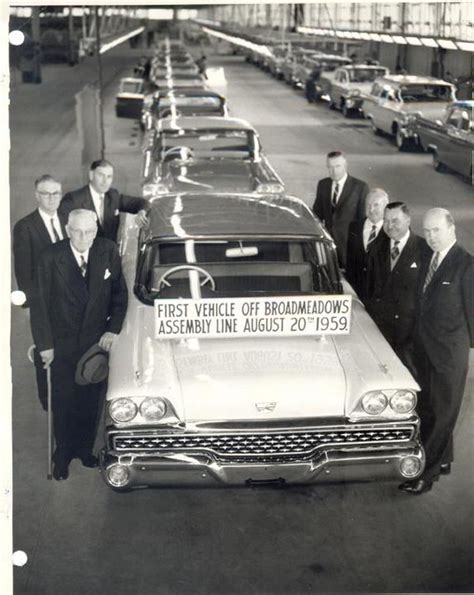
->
xmin=370 ymin=118 xmax=381 ymax=135
xmin=328 ymin=96 xmax=337 ymax=110
xmin=342 ymin=102 xmax=351 ymax=118
xmin=433 ymin=151 xmax=446 ymax=172
xmin=395 ymin=128 xmax=408 ymax=151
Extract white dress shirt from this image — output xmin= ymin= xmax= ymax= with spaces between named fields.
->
xmin=70 ymin=243 xmax=90 ymax=269
xmin=434 ymin=240 xmax=456 ymax=268
xmin=362 ymin=219 xmax=383 ymax=251
xmin=89 ymin=184 xmax=104 ymax=224
xmin=390 ymin=230 xmax=410 ymax=257
xmin=331 ymin=173 xmax=348 ymax=205
xmin=38 ymin=208 xmax=63 ymax=242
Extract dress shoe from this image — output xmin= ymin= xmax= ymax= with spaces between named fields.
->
xmin=52 ymin=461 xmax=69 ymax=481
xmin=398 ymin=478 xmax=433 ymax=495
xmin=78 ymin=453 xmax=99 ymax=468
xmin=440 ymin=463 xmax=451 ymax=475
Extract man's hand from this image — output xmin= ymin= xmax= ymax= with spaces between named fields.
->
xmin=98 ymin=332 xmax=117 ymax=352
xmin=40 ymin=349 xmax=54 ymax=368
xmin=135 ymin=209 xmax=149 ymax=228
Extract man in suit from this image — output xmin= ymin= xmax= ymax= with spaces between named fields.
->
xmin=312 ymin=151 xmax=369 ymax=269
xmin=31 ymin=209 xmax=128 ymax=480
xmin=366 ymin=202 xmax=423 ymax=371
xmin=13 ymin=174 xmax=67 ymax=410
xmin=59 ymin=159 xmax=149 ymax=243
xmin=400 ymin=208 xmax=473 ymax=495
xmin=346 ymin=188 xmax=389 ymax=302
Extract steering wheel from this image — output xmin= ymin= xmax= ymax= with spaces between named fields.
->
xmin=163 ymin=146 xmax=194 ymax=161
xmin=156 ymin=265 xmax=216 ymax=291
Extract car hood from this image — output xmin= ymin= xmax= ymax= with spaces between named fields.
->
xmin=165 ymin=160 xmax=255 ymax=192
xmin=108 ymin=294 xmax=418 ymax=423
xmin=401 ymin=102 xmax=451 ymax=119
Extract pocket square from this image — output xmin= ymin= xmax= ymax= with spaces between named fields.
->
xmin=114 ymin=209 xmax=120 ymax=216
xmin=104 ymin=268 xmax=111 ymax=280
xmin=442 ymin=281 xmax=450 ymax=285
xmin=410 ymin=262 xmax=417 ymax=269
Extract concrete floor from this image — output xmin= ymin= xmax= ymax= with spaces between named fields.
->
xmin=9 ymin=44 xmax=474 ymax=594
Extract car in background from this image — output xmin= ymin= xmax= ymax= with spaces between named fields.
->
xmin=280 ymin=48 xmax=316 ymax=86
xmin=142 ymin=89 xmax=228 ymax=130
xmin=295 ymin=54 xmax=353 ymax=93
xmin=323 ymin=64 xmax=389 ymax=116
xmin=150 ymin=73 xmax=206 ymax=91
xmin=142 ymin=116 xmax=284 ymax=196
xmin=100 ymin=192 xmax=423 ymax=491
xmin=115 ymin=77 xmax=148 ymax=120
xmin=413 ymin=100 xmax=473 ymax=179
xmin=363 ymin=75 xmax=457 ymax=150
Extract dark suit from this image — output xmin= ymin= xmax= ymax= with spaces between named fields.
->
xmin=345 ymin=219 xmax=387 ymax=302
xmin=12 ymin=209 xmax=67 ymax=410
xmin=31 ymin=238 xmax=128 ymax=456
xmin=414 ymin=243 xmax=473 ymax=482
xmin=59 ymin=185 xmax=148 ymax=242
xmin=366 ymin=232 xmax=423 ymax=369
xmin=312 ymin=175 xmax=368 ymax=268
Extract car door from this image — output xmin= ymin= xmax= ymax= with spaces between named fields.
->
xmin=441 ymin=108 xmax=473 ymax=175
xmin=331 ymin=70 xmax=343 ymax=104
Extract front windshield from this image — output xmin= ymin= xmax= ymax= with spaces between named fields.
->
xmin=348 ymin=68 xmax=387 ymax=82
xmin=136 ymin=239 xmax=340 ymax=304
xmin=400 ymin=84 xmax=454 ymax=102
xmin=160 ymin=129 xmax=253 ymax=158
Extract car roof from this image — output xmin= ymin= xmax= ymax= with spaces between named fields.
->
xmin=158 ymin=89 xmax=225 ymax=100
xmin=378 ymin=74 xmax=453 ymax=86
xmin=158 ymin=116 xmax=256 ymax=132
xmin=144 ymin=193 xmax=325 ymax=240
xmin=341 ymin=64 xmax=387 ymax=70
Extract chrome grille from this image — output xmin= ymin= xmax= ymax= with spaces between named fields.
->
xmin=113 ymin=427 xmax=414 ymax=462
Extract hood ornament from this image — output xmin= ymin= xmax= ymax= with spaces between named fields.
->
xmin=255 ymin=402 xmax=277 ymax=412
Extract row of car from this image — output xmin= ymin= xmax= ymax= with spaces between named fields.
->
xmin=230 ymin=32 xmax=472 ymax=181
xmin=102 ymin=39 xmax=426 ymax=491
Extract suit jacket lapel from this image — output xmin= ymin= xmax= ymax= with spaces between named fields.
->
xmin=424 ymin=243 xmax=458 ymax=297
xmin=102 ymin=191 xmax=115 ymax=236
xmin=392 ymin=232 xmax=416 ymax=273
xmin=32 ymin=210 xmax=53 ymax=246
xmin=335 ymin=175 xmax=354 ymax=212
xmin=85 ymin=186 xmax=104 ymax=233
xmin=55 ymin=242 xmax=89 ymax=305
xmin=82 ymin=241 xmax=107 ymax=320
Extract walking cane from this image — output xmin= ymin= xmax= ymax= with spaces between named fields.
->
xmin=28 ymin=345 xmax=53 ymax=480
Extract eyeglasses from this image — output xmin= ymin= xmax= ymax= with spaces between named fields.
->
xmin=37 ymin=191 xmax=61 ymax=198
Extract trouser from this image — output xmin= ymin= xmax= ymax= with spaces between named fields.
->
xmin=51 ymin=355 xmax=103 ymax=457
xmin=414 ymin=348 xmax=468 ymax=482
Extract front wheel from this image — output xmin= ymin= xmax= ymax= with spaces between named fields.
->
xmin=395 ymin=128 xmax=408 ymax=151
xmin=342 ymin=103 xmax=351 ymax=118
xmin=433 ymin=151 xmax=446 ymax=172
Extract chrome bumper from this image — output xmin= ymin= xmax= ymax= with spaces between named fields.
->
xmin=100 ymin=422 xmax=425 ymax=490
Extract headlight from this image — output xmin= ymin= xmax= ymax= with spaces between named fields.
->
xmin=109 ymin=398 xmax=138 ymax=423
xmin=139 ymin=397 xmax=167 ymax=421
xmin=390 ymin=390 xmax=417 ymax=414
xmin=255 ymin=182 xmax=284 ymax=193
xmin=361 ymin=391 xmax=388 ymax=415
xmin=350 ymin=89 xmax=361 ymax=96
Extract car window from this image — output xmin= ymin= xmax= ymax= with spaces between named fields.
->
xmin=348 ymin=68 xmax=387 ymax=83
xmin=159 ymin=129 xmax=253 ymax=159
xmin=399 ymin=84 xmax=454 ymax=102
xmin=121 ymin=81 xmax=143 ymax=94
xmin=136 ymin=239 xmax=340 ymax=303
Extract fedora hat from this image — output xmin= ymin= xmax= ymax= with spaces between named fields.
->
xmin=75 ymin=344 xmax=109 ymax=386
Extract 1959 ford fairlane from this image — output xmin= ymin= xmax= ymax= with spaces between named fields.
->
xmin=100 ymin=192 xmax=423 ymax=490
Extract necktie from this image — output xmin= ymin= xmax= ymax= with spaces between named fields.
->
xmin=50 ymin=218 xmax=61 ymax=243
xmin=331 ymin=183 xmax=339 ymax=209
xmin=79 ymin=255 xmax=87 ymax=278
xmin=423 ymin=252 xmax=439 ymax=292
xmin=98 ymin=195 xmax=105 ymax=225
xmin=367 ymin=224 xmax=377 ymax=250
xmin=391 ymin=240 xmax=400 ymax=269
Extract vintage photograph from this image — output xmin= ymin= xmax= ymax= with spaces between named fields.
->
xmin=5 ymin=1 xmax=473 ymax=593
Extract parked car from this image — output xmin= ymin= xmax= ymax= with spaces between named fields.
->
xmin=363 ymin=75 xmax=457 ymax=150
xmin=142 ymin=89 xmax=228 ymax=130
xmin=142 ymin=116 xmax=284 ymax=195
xmin=280 ymin=48 xmax=316 ymax=86
xmin=100 ymin=192 xmax=423 ymax=491
xmin=150 ymin=73 xmax=206 ymax=91
xmin=323 ymin=64 xmax=389 ymax=116
xmin=115 ymin=77 xmax=147 ymax=120
xmin=413 ymin=100 xmax=473 ymax=179
xmin=295 ymin=54 xmax=352 ymax=92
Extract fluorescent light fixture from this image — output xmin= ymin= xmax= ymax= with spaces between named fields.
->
xmin=202 ymin=27 xmax=272 ymax=58
xmin=148 ymin=9 xmax=174 ymax=20
xmin=351 ymin=32 xmax=362 ymax=40
xmin=359 ymin=32 xmax=372 ymax=40
xmin=99 ymin=26 xmax=145 ymax=54
xmin=405 ymin=36 xmax=422 ymax=46
xmin=392 ymin=35 xmax=407 ymax=44
xmin=370 ymin=33 xmax=382 ymax=41
xmin=380 ymin=34 xmax=394 ymax=43
xmin=456 ymin=41 xmax=474 ymax=52
xmin=437 ymin=39 xmax=457 ymax=50
xmin=420 ymin=37 xmax=438 ymax=48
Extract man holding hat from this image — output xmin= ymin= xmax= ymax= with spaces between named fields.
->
xmin=31 ymin=209 xmax=128 ymax=480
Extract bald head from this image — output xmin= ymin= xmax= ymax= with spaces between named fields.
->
xmin=66 ymin=209 xmax=98 ymax=253
xmin=423 ymin=208 xmax=456 ymax=252
xmin=366 ymin=188 xmax=389 ymax=224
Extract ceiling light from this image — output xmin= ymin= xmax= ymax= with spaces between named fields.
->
xmin=380 ymin=34 xmax=394 ymax=43
xmin=456 ymin=41 xmax=474 ymax=52
xmin=437 ymin=39 xmax=458 ymax=50
xmin=392 ymin=35 xmax=407 ymax=44
xmin=405 ymin=36 xmax=423 ymax=46
xmin=420 ymin=38 xmax=438 ymax=48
